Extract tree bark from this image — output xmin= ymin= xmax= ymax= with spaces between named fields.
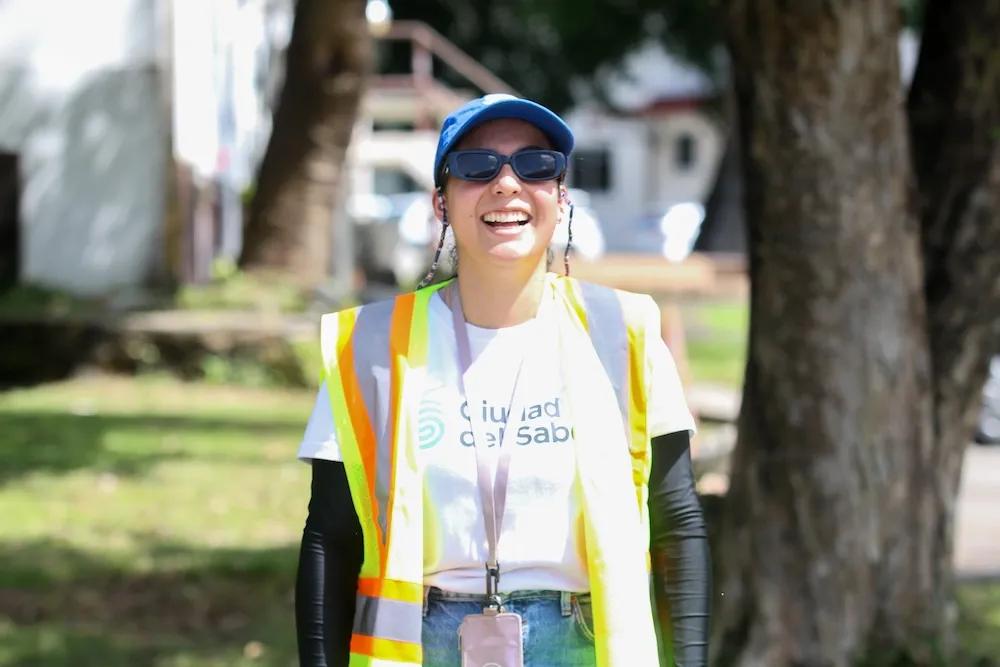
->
xmin=239 ymin=0 xmax=371 ymax=283
xmin=713 ymin=0 xmax=1000 ymax=663
xmin=908 ymin=0 xmax=1000 ymax=559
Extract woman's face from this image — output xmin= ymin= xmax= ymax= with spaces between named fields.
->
xmin=436 ymin=119 xmax=565 ymax=271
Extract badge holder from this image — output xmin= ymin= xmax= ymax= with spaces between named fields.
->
xmin=458 ymin=563 xmax=524 ymax=667
xmin=448 ymin=284 xmax=527 ymax=667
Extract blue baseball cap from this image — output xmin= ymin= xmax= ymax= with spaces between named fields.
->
xmin=433 ymin=94 xmax=575 ymax=187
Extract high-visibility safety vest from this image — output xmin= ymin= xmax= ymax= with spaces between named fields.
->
xmin=320 ymin=273 xmax=663 ymax=666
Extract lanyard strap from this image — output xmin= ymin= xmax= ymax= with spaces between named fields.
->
xmin=447 ymin=283 xmax=531 ymax=599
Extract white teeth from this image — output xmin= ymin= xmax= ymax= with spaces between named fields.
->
xmin=482 ymin=211 xmax=530 ymax=224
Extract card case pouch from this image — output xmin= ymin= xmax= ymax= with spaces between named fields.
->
xmin=458 ymin=609 xmax=524 ymax=667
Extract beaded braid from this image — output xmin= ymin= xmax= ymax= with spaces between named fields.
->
xmin=417 ymin=188 xmax=450 ymax=289
xmin=560 ymin=182 xmax=574 ymax=276
xmin=563 ymin=201 xmax=575 ymax=276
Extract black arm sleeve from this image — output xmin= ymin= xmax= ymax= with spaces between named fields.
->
xmin=648 ymin=430 xmax=711 ymax=666
xmin=296 ymin=459 xmax=364 ymax=667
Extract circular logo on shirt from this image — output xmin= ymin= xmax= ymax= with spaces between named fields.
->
xmin=418 ymin=399 xmax=446 ymax=450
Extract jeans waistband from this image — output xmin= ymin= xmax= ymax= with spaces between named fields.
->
xmin=426 ymin=586 xmax=588 ymax=601
xmin=422 ymin=586 xmax=590 ymax=618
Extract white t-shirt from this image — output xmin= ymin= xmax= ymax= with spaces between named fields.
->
xmin=298 ymin=292 xmax=694 ymax=593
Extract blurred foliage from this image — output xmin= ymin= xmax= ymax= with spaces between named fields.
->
xmin=902 ymin=0 xmax=926 ymax=28
xmin=198 ymin=352 xmax=300 ymax=389
xmin=0 ymin=269 xmax=311 ymax=319
xmin=175 ymin=267 xmax=308 ymax=314
xmin=191 ymin=337 xmax=322 ymax=390
xmin=386 ymin=0 xmax=926 ymax=113
xmin=385 ymin=0 xmax=726 ymax=112
xmin=0 ymin=284 xmax=99 ymax=319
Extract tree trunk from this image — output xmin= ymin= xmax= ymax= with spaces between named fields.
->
xmin=713 ymin=0 xmax=1000 ymax=663
xmin=239 ymin=0 xmax=371 ymax=283
xmin=908 ymin=0 xmax=1000 ymax=563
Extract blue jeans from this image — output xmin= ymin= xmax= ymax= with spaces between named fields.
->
xmin=422 ymin=587 xmax=597 ymax=666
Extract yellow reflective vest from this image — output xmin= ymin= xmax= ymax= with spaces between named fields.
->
xmin=320 ymin=273 xmax=663 ymax=666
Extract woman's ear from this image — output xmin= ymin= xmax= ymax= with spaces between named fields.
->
xmin=431 ymin=187 xmax=446 ymax=222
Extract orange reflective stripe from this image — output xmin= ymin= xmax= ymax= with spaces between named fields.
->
xmin=326 ymin=309 xmax=383 ymax=578
xmin=338 ymin=312 xmax=380 ymax=532
xmin=357 ymin=577 xmax=424 ymax=604
xmin=384 ymin=293 xmax=415 ymax=572
xmin=350 ymin=635 xmax=421 ymax=664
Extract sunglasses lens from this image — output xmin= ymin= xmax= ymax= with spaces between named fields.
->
xmin=513 ymin=152 xmax=562 ymax=180
xmin=452 ymin=152 xmax=500 ymax=180
xmin=446 ymin=150 xmax=565 ymax=182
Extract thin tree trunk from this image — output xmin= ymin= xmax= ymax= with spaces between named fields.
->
xmin=906 ymin=0 xmax=1000 ymax=656
xmin=908 ymin=0 xmax=1000 ymax=513
xmin=715 ymin=2 xmax=936 ymax=663
xmin=239 ymin=0 xmax=371 ymax=283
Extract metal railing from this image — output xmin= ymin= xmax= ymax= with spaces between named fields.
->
xmin=376 ymin=20 xmax=518 ymax=97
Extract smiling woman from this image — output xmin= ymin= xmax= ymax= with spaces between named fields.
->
xmin=294 ymin=95 xmax=711 ymax=667
xmin=432 ymin=118 xmax=565 ymax=298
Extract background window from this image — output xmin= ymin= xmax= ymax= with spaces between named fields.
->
xmin=0 ymin=152 xmax=19 ymax=288
xmin=675 ymin=133 xmax=697 ymax=170
xmin=373 ymin=167 xmax=422 ymax=195
xmin=570 ymin=149 xmax=611 ymax=192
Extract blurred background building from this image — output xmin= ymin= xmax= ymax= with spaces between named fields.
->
xmin=0 ymin=0 xmax=293 ymax=297
xmin=0 ymin=0 xmax=732 ymax=299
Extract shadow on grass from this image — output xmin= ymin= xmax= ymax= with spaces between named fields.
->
xmin=0 ymin=537 xmax=301 ymax=666
xmin=0 ymin=410 xmax=306 ymax=485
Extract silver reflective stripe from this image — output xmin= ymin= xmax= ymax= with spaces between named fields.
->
xmin=578 ymin=282 xmax=629 ymax=429
xmin=352 ymin=299 xmax=395 ymax=543
xmin=352 ymin=593 xmax=423 ymax=644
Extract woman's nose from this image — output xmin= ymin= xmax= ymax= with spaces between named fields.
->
xmin=492 ymin=164 xmax=522 ymax=196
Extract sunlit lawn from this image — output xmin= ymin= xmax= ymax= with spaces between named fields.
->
xmin=1 ymin=367 xmax=998 ymax=666
xmin=0 ymin=375 xmax=314 ymax=666
xmin=680 ymin=298 xmax=748 ymax=389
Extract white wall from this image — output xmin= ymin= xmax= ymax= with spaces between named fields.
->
xmin=0 ymin=0 xmax=167 ymax=295
xmin=647 ymin=110 xmax=723 ymax=208
xmin=171 ymin=0 xmax=293 ymax=263
xmin=566 ymin=109 xmax=648 ymax=235
xmin=566 ymin=105 xmax=722 ymax=232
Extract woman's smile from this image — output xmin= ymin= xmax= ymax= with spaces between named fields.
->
xmin=481 ymin=208 xmax=533 ymax=235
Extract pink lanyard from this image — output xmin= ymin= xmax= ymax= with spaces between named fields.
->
xmin=446 ymin=283 xmax=531 ymax=604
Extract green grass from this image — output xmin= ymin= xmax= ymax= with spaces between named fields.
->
xmin=957 ymin=581 xmax=1000 ymax=665
xmin=0 ymin=376 xmax=314 ymax=666
xmin=2 ymin=374 xmax=998 ymax=666
xmin=680 ymin=298 xmax=748 ymax=389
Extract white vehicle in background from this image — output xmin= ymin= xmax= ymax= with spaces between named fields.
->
xmin=349 ymin=190 xmax=427 ymax=286
xmin=658 ymin=202 xmax=705 ymax=262
xmin=394 ymin=193 xmax=439 ymax=287
xmin=604 ymin=202 xmax=706 ymax=261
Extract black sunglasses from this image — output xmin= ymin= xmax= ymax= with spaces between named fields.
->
xmin=443 ymin=149 xmax=567 ymax=183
